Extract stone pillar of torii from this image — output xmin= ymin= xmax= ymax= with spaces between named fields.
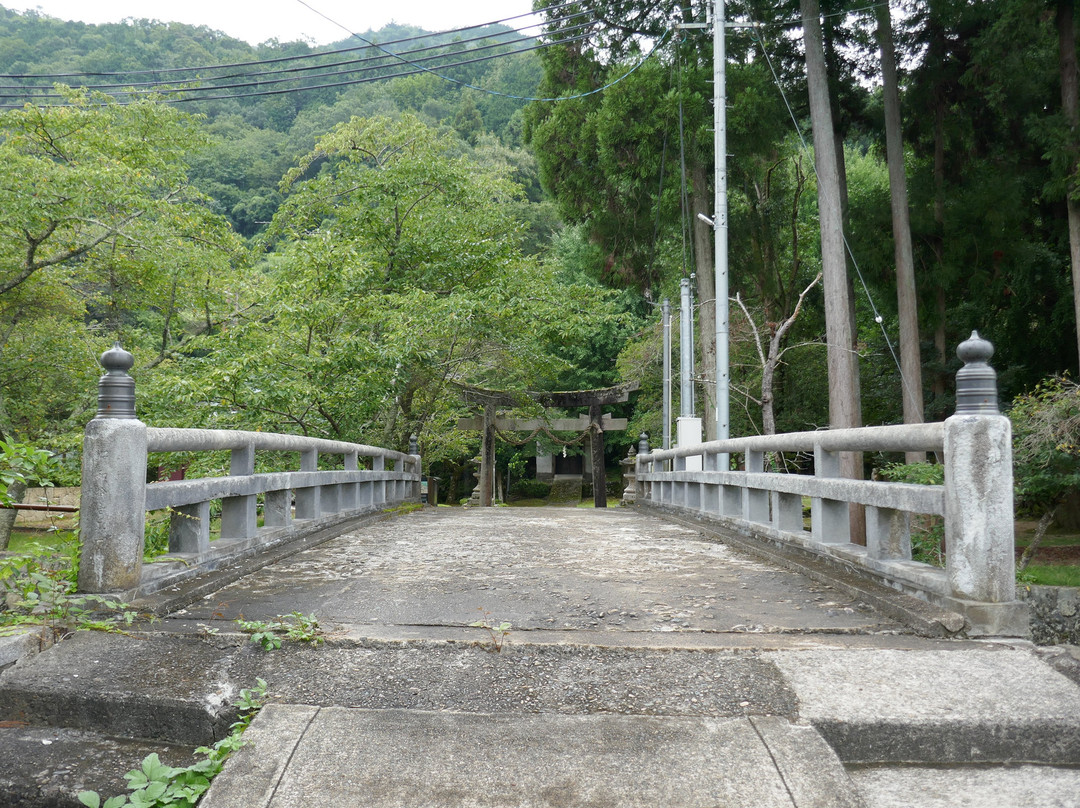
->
xmin=455 ymin=382 xmax=638 ymax=508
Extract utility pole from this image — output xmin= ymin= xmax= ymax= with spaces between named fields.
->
xmin=713 ymin=0 xmax=730 ymax=447
xmin=662 ymin=297 xmax=672 ymax=450
xmin=679 ymin=278 xmax=695 ymax=418
xmin=679 ymin=0 xmax=730 ymax=455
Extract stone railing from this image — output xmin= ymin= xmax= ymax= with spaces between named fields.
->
xmin=78 ymin=344 xmax=421 ymax=596
xmin=633 ymin=332 xmax=1025 ymax=637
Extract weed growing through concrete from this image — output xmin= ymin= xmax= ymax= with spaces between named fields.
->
xmin=0 ymin=547 xmax=141 ymax=640
xmin=235 ymin=612 xmax=323 ymax=651
xmin=77 ymin=678 xmax=267 ymax=808
xmin=470 ymin=610 xmax=512 ymax=652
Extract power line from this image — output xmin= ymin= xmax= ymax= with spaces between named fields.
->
xmin=291 ymin=0 xmax=671 ymax=104
xmin=0 ymin=33 xmax=591 ymax=108
xmin=729 ymin=0 xmax=894 ymax=29
xmin=0 ymin=25 xmax=595 ymax=103
xmin=0 ymin=15 xmax=595 ymax=94
xmin=0 ymin=0 xmax=671 ymax=109
xmin=0 ymin=1 xmax=581 ymax=80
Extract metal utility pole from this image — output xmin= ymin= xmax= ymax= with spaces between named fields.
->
xmin=678 ymin=279 xmax=703 ymax=466
xmin=679 ymin=278 xmax=695 ymax=417
xmin=678 ymin=1 xmax=729 ymax=451
xmin=662 ymin=297 xmax=672 ymax=450
xmin=713 ymin=0 xmax=730 ymax=445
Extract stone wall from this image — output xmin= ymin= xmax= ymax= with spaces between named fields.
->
xmin=14 ymin=487 xmax=79 ymax=529
xmin=1020 ymin=584 xmax=1080 ymax=645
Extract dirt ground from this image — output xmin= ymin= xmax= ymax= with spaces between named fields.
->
xmin=1019 ymin=544 xmax=1080 ymax=565
xmin=1014 ymin=519 xmax=1080 ymax=565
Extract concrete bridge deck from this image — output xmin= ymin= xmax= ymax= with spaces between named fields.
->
xmin=3 ymin=506 xmax=1080 ymax=807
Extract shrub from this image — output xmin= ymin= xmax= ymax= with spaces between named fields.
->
xmin=878 ymin=461 xmax=944 ymax=486
xmin=1008 ymin=376 xmax=1080 ymax=571
xmin=512 ymin=480 xmax=551 ymax=499
xmin=0 ymin=440 xmax=58 ymax=506
xmin=1009 ymin=376 xmax=1080 ymax=515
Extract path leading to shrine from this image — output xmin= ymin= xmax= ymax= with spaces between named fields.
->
xmin=2 ymin=506 xmax=1080 ymax=807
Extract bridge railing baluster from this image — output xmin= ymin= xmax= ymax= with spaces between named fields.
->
xmin=630 ymin=331 xmax=1026 ymax=637
xmin=76 ymin=344 xmax=423 ymax=597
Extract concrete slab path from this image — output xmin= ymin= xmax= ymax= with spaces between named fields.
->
xmin=170 ymin=506 xmax=905 ymax=635
xmin=177 ymin=507 xmax=1080 ymax=807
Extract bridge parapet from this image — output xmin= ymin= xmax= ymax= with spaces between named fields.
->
xmin=635 ymin=332 xmax=1025 ymax=637
xmin=77 ymin=344 xmax=421 ymax=596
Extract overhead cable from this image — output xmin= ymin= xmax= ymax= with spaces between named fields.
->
xmin=0 ymin=0 xmax=581 ymax=80
xmin=0 ymin=33 xmax=590 ymax=107
xmin=291 ymin=0 xmax=671 ymax=104
xmin=0 ymin=26 xmax=594 ymax=102
xmin=0 ymin=15 xmax=595 ymax=94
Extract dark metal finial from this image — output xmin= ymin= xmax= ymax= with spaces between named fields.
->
xmin=638 ymin=432 xmax=650 ymax=456
xmin=409 ymin=433 xmax=419 ymax=455
xmin=95 ymin=342 xmax=137 ymax=420
xmin=954 ymin=331 xmax=999 ymax=415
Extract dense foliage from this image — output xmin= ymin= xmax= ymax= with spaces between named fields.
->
xmin=1010 ymin=376 xmax=1080 ymax=515
xmin=0 ymin=1 xmax=1079 ymax=500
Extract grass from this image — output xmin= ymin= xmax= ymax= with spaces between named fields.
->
xmin=1015 ymin=518 xmax=1080 ymax=546
xmin=1020 ymin=565 xmax=1080 ymax=587
xmin=1013 ymin=518 xmax=1080 ymax=586
xmin=7 ymin=529 xmax=77 ymax=553
xmin=575 ymin=498 xmax=621 ymax=508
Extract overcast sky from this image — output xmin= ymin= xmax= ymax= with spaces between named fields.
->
xmin=4 ymin=1 xmax=540 ymax=46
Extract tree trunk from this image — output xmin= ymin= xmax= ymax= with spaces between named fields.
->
xmin=931 ymin=23 xmax=949 ymax=409
xmin=877 ymin=3 xmax=925 ymax=463
xmin=692 ymin=158 xmax=718 ymax=442
xmin=802 ymin=0 xmax=859 ymax=431
xmin=802 ymin=0 xmax=863 ymax=541
xmin=0 ymin=479 xmax=27 ymax=551
xmin=1018 ymin=505 xmax=1059 ymax=574
xmin=1058 ymin=0 xmax=1080 ymax=375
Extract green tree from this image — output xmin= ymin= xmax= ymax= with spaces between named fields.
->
xmin=145 ymin=115 xmax=621 ymax=462
xmin=0 ymin=90 xmax=244 ymax=442
xmin=1010 ymin=376 xmax=1080 ymax=572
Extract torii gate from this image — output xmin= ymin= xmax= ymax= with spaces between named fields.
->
xmin=455 ymin=382 xmax=638 ymax=508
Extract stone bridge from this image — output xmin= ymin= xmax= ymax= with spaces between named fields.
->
xmin=2 ymin=505 xmax=1079 ymax=807
xmin=0 ymin=337 xmax=1078 ymax=806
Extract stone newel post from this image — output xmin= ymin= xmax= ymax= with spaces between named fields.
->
xmin=634 ymin=432 xmax=650 ymax=501
xmin=409 ymin=433 xmax=422 ymax=502
xmin=943 ymin=331 xmax=1022 ymax=632
xmin=78 ymin=343 xmax=147 ymax=594
xmin=621 ymin=446 xmax=637 ymax=506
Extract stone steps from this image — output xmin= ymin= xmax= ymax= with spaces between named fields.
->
xmin=3 ymin=627 xmax=1080 ymax=806
xmin=201 ymin=707 xmax=863 ymax=808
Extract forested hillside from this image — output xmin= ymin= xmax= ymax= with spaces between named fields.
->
xmin=0 ymin=1 xmax=1077 ymax=497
